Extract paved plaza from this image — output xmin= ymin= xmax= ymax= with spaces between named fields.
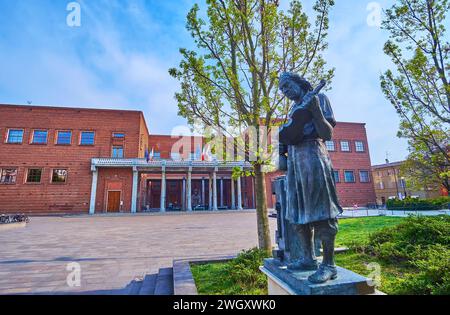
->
xmin=0 ymin=211 xmax=277 ymax=295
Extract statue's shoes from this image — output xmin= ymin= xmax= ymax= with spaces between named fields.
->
xmin=308 ymin=264 xmax=338 ymax=284
xmin=287 ymin=260 xmax=319 ymax=271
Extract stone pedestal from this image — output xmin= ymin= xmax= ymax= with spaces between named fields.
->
xmin=260 ymin=258 xmax=379 ymax=295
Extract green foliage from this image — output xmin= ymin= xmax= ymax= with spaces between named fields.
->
xmin=169 ymin=0 xmax=336 ymax=252
xmin=393 ymin=245 xmax=450 ymax=295
xmin=169 ymin=0 xmax=335 ymax=153
xmin=380 ymin=0 xmax=450 ymax=192
xmin=192 ymin=217 xmax=406 ymax=295
xmin=227 ymin=248 xmax=271 ymax=291
xmin=386 ymin=196 xmax=450 ymax=210
xmin=335 ymin=216 xmax=404 ymax=247
xmin=191 ymin=248 xmax=271 ymax=295
xmin=351 ymin=215 xmax=450 ymax=295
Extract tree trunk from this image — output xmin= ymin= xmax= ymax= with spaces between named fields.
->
xmin=254 ymin=163 xmax=272 ymax=252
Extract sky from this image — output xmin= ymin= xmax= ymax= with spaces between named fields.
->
xmin=0 ymin=0 xmax=409 ymax=165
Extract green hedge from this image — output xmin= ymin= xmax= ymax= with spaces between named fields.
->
xmin=386 ymin=196 xmax=449 ymax=210
xmin=354 ymin=215 xmax=450 ymax=295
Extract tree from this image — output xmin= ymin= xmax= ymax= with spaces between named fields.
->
xmin=380 ymin=0 xmax=450 ymax=193
xmin=169 ymin=0 xmax=334 ymax=251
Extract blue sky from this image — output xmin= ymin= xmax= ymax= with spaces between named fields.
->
xmin=0 ymin=0 xmax=408 ymax=165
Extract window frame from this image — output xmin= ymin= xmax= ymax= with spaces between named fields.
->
xmin=355 ymin=141 xmax=365 ymax=153
xmin=6 ymin=129 xmax=24 ymax=144
xmin=79 ymin=131 xmax=96 ymax=146
xmin=31 ymin=129 xmax=48 ymax=145
xmin=111 ymin=146 xmax=124 ymax=158
xmin=340 ymin=140 xmax=351 ymax=153
xmin=51 ymin=169 xmax=68 ymax=184
xmin=26 ymin=168 xmax=43 ymax=184
xmin=325 ymin=140 xmax=336 ymax=152
xmin=112 ymin=132 xmax=126 ymax=139
xmin=56 ymin=130 xmax=72 ymax=145
xmin=344 ymin=170 xmax=356 ymax=183
xmin=359 ymin=170 xmax=371 ymax=183
xmin=333 ymin=170 xmax=340 ymax=183
xmin=0 ymin=168 xmax=18 ymax=185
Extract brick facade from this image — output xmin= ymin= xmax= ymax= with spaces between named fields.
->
xmin=1 ymin=104 xmax=375 ymax=214
xmin=0 ymin=104 xmax=147 ymax=215
xmin=265 ymin=122 xmax=377 ymax=208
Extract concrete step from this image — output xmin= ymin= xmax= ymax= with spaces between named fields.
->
xmin=138 ymin=274 xmax=157 ymax=295
xmin=126 ymin=278 xmax=143 ymax=295
xmin=154 ymin=267 xmax=174 ymax=295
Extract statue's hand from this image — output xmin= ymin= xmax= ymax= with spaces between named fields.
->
xmin=304 ymin=95 xmax=322 ymax=116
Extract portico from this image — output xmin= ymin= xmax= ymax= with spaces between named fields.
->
xmin=89 ymin=158 xmax=253 ymax=214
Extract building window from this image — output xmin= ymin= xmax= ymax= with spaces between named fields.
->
xmin=333 ymin=170 xmax=340 ymax=183
xmin=80 ymin=131 xmax=95 ymax=145
xmin=340 ymin=141 xmax=350 ymax=152
xmin=52 ymin=169 xmax=68 ymax=183
xmin=325 ymin=141 xmax=336 ymax=152
xmin=0 ymin=168 xmax=17 ymax=184
xmin=32 ymin=130 xmax=48 ymax=144
xmin=112 ymin=146 xmax=124 ymax=158
xmin=57 ymin=131 xmax=72 ymax=145
xmin=113 ymin=133 xmax=125 ymax=138
xmin=26 ymin=169 xmax=42 ymax=183
xmin=355 ymin=141 xmax=365 ymax=152
xmin=380 ymin=181 xmax=384 ymax=190
xmin=344 ymin=171 xmax=355 ymax=183
xmin=6 ymin=129 xmax=24 ymax=144
xmin=359 ymin=170 xmax=370 ymax=183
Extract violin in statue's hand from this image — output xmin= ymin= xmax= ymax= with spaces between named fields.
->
xmin=279 ymin=80 xmax=326 ymax=145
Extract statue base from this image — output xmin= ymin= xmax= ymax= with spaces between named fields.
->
xmin=260 ymin=258 xmax=382 ymax=295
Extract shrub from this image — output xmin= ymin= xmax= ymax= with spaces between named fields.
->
xmin=386 ymin=196 xmax=449 ymax=211
xmin=359 ymin=215 xmax=450 ymax=295
xmin=392 ymin=245 xmax=450 ymax=295
xmin=227 ymin=248 xmax=271 ymax=291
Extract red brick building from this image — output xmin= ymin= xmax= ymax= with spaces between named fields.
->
xmin=265 ymin=122 xmax=376 ymax=209
xmin=0 ymin=104 xmax=376 ymax=215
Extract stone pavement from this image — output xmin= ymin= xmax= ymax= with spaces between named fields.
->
xmin=0 ymin=211 xmax=277 ymax=295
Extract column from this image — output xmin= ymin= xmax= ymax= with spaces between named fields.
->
xmin=89 ymin=166 xmax=98 ymax=215
xmin=209 ymin=174 xmax=213 ymax=210
xmin=182 ymin=177 xmax=186 ymax=211
xmin=201 ymin=178 xmax=205 ymax=208
xmin=237 ymin=176 xmax=243 ymax=210
xmin=160 ymin=164 xmax=166 ymax=212
xmin=231 ymin=178 xmax=236 ymax=210
xmin=220 ymin=178 xmax=224 ymax=207
xmin=131 ymin=167 xmax=138 ymax=213
xmin=213 ymin=168 xmax=218 ymax=211
xmin=187 ymin=167 xmax=192 ymax=211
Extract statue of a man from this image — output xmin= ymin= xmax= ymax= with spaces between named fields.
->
xmin=278 ymin=72 xmax=343 ymax=284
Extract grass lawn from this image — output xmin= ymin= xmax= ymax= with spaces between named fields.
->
xmin=191 ymin=261 xmax=268 ymax=295
xmin=191 ymin=216 xmax=406 ymax=295
xmin=335 ymin=216 xmax=403 ymax=247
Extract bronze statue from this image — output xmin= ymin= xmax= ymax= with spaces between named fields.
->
xmin=278 ymin=72 xmax=343 ymax=284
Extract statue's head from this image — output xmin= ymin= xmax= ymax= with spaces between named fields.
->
xmin=279 ymin=72 xmax=313 ymax=102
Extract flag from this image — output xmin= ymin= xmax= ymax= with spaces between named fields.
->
xmin=145 ymin=148 xmax=150 ymax=163
xmin=196 ymin=144 xmax=202 ymax=161
xmin=150 ymin=147 xmax=154 ymax=161
xmin=202 ymin=144 xmax=211 ymax=161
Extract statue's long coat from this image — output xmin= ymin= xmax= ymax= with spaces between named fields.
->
xmin=285 ymin=94 xmax=343 ymax=225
